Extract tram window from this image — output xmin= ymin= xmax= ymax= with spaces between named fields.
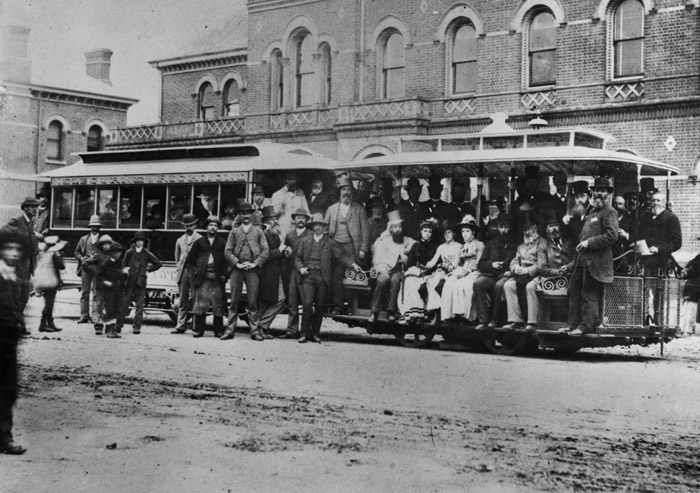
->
xmin=167 ymin=185 xmax=192 ymax=230
xmin=97 ymin=188 xmax=118 ymax=229
xmin=220 ymin=183 xmax=246 ymax=229
xmin=74 ymin=188 xmax=95 ymax=228
xmin=193 ymin=185 xmax=218 ymax=227
xmin=143 ymin=187 xmax=167 ymax=230
xmin=119 ymin=186 xmax=142 ymax=228
xmin=52 ymin=188 xmax=72 ymax=228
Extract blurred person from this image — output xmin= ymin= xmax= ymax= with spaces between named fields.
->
xmin=272 ymin=173 xmax=308 ymax=240
xmin=367 ymin=198 xmax=388 ymax=248
xmin=446 ymin=179 xmax=476 ymax=226
xmin=119 ymin=231 xmax=162 ymax=335
xmin=193 ymin=187 xmax=217 ymax=227
xmin=33 ymin=235 xmax=67 ymax=333
xmin=172 ymin=214 xmax=201 ymax=334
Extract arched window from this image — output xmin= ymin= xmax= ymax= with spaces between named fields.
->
xmin=270 ymin=49 xmax=284 ymax=111
xmin=47 ymin=121 xmax=63 ymax=160
xmin=613 ymin=0 xmax=644 ymax=78
xmin=320 ymin=42 xmax=332 ymax=106
xmin=382 ymin=31 xmax=405 ymax=99
xmin=528 ymin=11 xmax=557 ymax=87
xmin=198 ymin=82 xmax=215 ymax=120
xmin=451 ymin=21 xmax=477 ymax=95
xmin=224 ymin=79 xmax=242 ymax=117
xmin=87 ymin=125 xmax=103 ymax=152
xmin=295 ymin=32 xmax=315 ymax=107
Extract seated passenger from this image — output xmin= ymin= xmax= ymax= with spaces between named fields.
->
xmin=421 ymin=221 xmax=463 ymax=315
xmin=473 ymin=214 xmax=517 ymax=330
xmin=503 ymin=213 xmax=542 ymax=330
xmin=440 ymin=217 xmax=484 ymax=322
xmin=398 ymin=219 xmax=439 ymax=323
xmin=367 ymin=211 xmax=415 ymax=323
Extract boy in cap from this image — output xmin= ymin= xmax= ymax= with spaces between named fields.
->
xmin=83 ymin=241 xmax=127 ymax=339
xmin=119 ymin=231 xmax=163 ymax=334
xmin=172 ymin=214 xmax=201 ymax=334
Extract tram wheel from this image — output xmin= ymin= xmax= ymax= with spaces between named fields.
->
xmin=393 ymin=328 xmax=436 ymax=349
xmin=481 ymin=332 xmax=533 ymax=356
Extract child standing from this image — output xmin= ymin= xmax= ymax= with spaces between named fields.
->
xmin=119 ymin=231 xmax=162 ymax=334
xmin=33 ymin=236 xmax=66 ymax=332
xmin=84 ymin=241 xmax=126 ymax=339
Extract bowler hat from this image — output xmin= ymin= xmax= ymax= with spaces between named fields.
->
xmin=132 ymin=231 xmax=149 ymax=243
xmin=182 ymin=213 xmax=198 ymax=227
xmin=261 ymin=205 xmax=279 ymax=219
xmin=308 ymin=213 xmax=328 ymax=228
xmin=571 ymin=180 xmax=590 ymax=196
xmin=88 ymin=215 xmax=102 ymax=227
xmin=524 ymin=165 xmax=541 ymax=179
xmin=197 ymin=187 xmax=216 ymax=199
xmin=21 ymin=197 xmax=40 ymax=208
xmin=428 ymin=175 xmax=443 ymax=188
xmin=291 ymin=208 xmax=310 ymax=219
xmin=592 ymin=177 xmax=614 ymax=193
xmin=387 ymin=210 xmax=403 ymax=226
xmin=204 ymin=215 xmax=222 ymax=227
xmin=519 ymin=211 xmax=539 ymax=230
xmin=238 ymin=202 xmax=254 ymax=213
xmin=336 ymin=176 xmax=354 ymax=190
xmin=252 ymin=185 xmax=266 ymax=195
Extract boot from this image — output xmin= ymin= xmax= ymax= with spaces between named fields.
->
xmin=94 ymin=323 xmax=103 ymax=335
xmin=192 ymin=314 xmax=205 ymax=338
xmin=46 ymin=317 xmax=62 ymax=332
xmin=38 ymin=314 xmax=49 ymax=332
xmin=105 ymin=324 xmax=121 ymax=339
xmin=213 ymin=316 xmax=224 ymax=338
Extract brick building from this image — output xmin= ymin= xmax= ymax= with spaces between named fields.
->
xmin=0 ymin=23 xmax=137 ymax=223
xmin=111 ymin=0 xmax=700 ymax=253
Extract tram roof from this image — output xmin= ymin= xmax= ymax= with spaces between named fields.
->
xmin=40 ymin=143 xmax=339 ymax=181
xmin=337 ymin=146 xmax=680 ymax=178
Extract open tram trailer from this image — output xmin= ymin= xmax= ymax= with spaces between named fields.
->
xmin=331 ymin=124 xmax=682 ymax=355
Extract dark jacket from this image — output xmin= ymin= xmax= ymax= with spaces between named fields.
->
xmin=638 ymin=209 xmax=682 ymax=257
xmin=406 ymin=239 xmax=439 ymax=270
xmin=421 ymin=199 xmax=452 ymax=226
xmin=477 ymin=234 xmax=517 ymax=278
xmin=186 ymin=235 xmax=228 ymax=287
xmin=259 ymin=228 xmax=283 ymax=303
xmin=295 ymin=235 xmax=353 ymax=286
xmin=225 ymin=225 xmax=269 ymax=268
xmin=683 ymin=253 xmax=700 ymax=302
xmin=308 ymin=191 xmax=334 ymax=216
xmin=123 ymin=247 xmax=163 ymax=288
xmin=0 ymin=265 xmax=23 ymax=343
xmin=5 ymin=215 xmax=38 ymax=275
xmin=577 ymin=204 xmax=619 ymax=283
xmin=537 ymin=237 xmax=576 ymax=277
xmin=398 ymin=199 xmax=430 ymax=240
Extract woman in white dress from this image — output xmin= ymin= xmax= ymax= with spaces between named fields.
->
xmin=441 ymin=218 xmax=484 ymax=321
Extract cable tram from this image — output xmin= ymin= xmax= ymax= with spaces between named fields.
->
xmin=331 ymin=119 xmax=683 ymax=355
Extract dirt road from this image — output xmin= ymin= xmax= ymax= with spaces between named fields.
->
xmin=2 ymin=293 xmax=700 ymax=492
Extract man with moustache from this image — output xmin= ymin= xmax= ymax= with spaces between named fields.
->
xmin=367 ymin=211 xmax=415 ymax=323
xmin=325 ymin=177 xmax=370 ymax=315
xmin=74 ymin=215 xmax=103 ymax=325
xmin=33 ymin=184 xmax=52 ymax=239
xmin=272 ymin=173 xmax=309 ymax=240
xmin=172 ymin=214 xmax=202 ymax=334
xmin=562 ymin=180 xmax=592 ymax=243
xmin=255 ymin=206 xmax=286 ymax=340
xmin=638 ymin=192 xmax=682 ymax=272
xmin=612 ymin=195 xmax=635 ymax=271
xmin=186 ymin=216 xmax=228 ymax=338
xmin=222 ymin=202 xmax=269 ymax=341
xmin=560 ymin=177 xmax=618 ymax=336
xmin=281 ymin=208 xmax=313 ymax=338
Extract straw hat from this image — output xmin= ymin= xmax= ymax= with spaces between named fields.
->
xmin=44 ymin=235 xmax=67 ymax=252
xmin=88 ymin=215 xmax=102 ymax=227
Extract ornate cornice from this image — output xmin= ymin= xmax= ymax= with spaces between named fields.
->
xmin=150 ymin=49 xmax=248 ymax=74
xmin=29 ymin=86 xmax=137 ymax=111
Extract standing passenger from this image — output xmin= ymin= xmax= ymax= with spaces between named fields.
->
xmin=281 ymin=208 xmax=312 ymax=338
xmin=255 ymin=206 xmax=286 ymax=340
xmin=74 ymin=215 xmax=102 ymax=325
xmin=172 ymin=214 xmax=201 ymax=334
xmin=272 ymin=173 xmax=308 ymax=240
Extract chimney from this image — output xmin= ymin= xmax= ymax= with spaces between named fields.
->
xmin=85 ymin=48 xmax=113 ymax=85
xmin=0 ymin=24 xmax=32 ymax=84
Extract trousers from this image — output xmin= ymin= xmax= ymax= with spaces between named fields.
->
xmin=371 ymin=268 xmax=403 ymax=314
xmin=473 ymin=275 xmax=509 ymax=324
xmin=79 ymin=271 xmax=98 ymax=321
xmin=120 ymin=284 xmax=146 ymax=329
xmin=175 ymin=268 xmax=195 ymax=329
xmin=0 ymin=338 xmax=18 ymax=445
xmin=568 ymin=260 xmax=604 ymax=332
xmin=227 ymin=267 xmax=259 ymax=329
xmin=300 ymin=269 xmax=327 ymax=337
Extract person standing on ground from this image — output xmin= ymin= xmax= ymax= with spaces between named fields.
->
xmin=34 ymin=236 xmax=66 ymax=333
xmin=83 ymin=241 xmax=128 ymax=339
xmin=0 ymin=228 xmax=28 ymax=454
xmin=172 ymin=214 xmax=201 ymax=334
xmin=33 ymin=184 xmax=52 ymax=239
xmin=255 ymin=206 xmax=286 ymax=340
xmin=281 ymin=208 xmax=313 ymax=339
xmin=186 ymin=216 xmax=228 ymax=338
xmin=74 ymin=215 xmax=102 ymax=325
xmin=119 ymin=231 xmax=162 ymax=335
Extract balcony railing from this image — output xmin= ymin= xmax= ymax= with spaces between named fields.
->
xmin=110 ymin=117 xmax=245 ymax=145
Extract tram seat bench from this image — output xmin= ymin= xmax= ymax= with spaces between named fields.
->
xmin=537 ymin=293 xmax=569 ymax=330
xmin=343 ymin=280 xmax=372 ymax=317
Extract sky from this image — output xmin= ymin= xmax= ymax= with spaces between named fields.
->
xmin=2 ymin=0 xmax=247 ymax=125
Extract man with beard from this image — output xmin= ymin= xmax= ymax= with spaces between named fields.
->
xmin=74 ymin=215 xmax=103 ymax=325
xmin=3 ymin=197 xmax=39 ymax=333
xmin=222 ymin=202 xmax=269 ymax=341
xmin=281 ymin=208 xmax=313 ymax=338
xmin=325 ymin=177 xmax=369 ymax=315
xmin=33 ymin=184 xmax=52 ymax=238
xmin=503 ymin=212 xmax=543 ymax=329
xmin=255 ymin=206 xmax=286 ymax=340
xmin=295 ymin=213 xmax=361 ymax=343
xmin=473 ymin=214 xmax=518 ymax=330
xmin=272 ymin=173 xmax=309 ymax=240
xmin=398 ymin=178 xmax=429 ymax=241
xmin=638 ymin=192 xmax=682 ymax=272
xmin=172 ymin=214 xmax=201 ymax=334
xmin=186 ymin=216 xmax=228 ymax=338
xmin=422 ymin=175 xmax=451 ymax=228
xmin=367 ymin=211 xmax=415 ymax=323
xmin=560 ymin=177 xmax=618 ymax=336
xmin=612 ymin=195 xmax=635 ymax=271
xmin=0 ymin=228 xmax=28 ymax=454
xmin=355 ymin=178 xmax=373 ymax=211
xmin=562 ymin=180 xmax=592 ymax=243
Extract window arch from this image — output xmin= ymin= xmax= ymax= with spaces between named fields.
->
xmin=527 ymin=10 xmax=557 ymax=87
xmin=380 ymin=30 xmax=405 ymax=99
xmin=47 ymin=121 xmax=63 ymax=161
xmin=270 ymin=49 xmax=284 ymax=111
xmin=293 ymin=30 xmax=315 ymax=107
xmin=612 ymin=0 xmax=644 ymax=79
xmin=449 ymin=20 xmax=477 ymax=95
xmin=319 ymin=42 xmax=332 ymax=106
xmin=223 ymin=79 xmax=242 ymax=117
xmin=198 ymin=82 xmax=216 ymax=120
xmin=87 ymin=125 xmax=104 ymax=152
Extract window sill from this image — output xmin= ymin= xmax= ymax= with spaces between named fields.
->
xmin=448 ymin=92 xmax=476 ymax=99
xmin=45 ymin=159 xmax=67 ymax=166
xmin=522 ymin=85 xmax=556 ymax=93
xmin=607 ymin=76 xmax=644 ymax=84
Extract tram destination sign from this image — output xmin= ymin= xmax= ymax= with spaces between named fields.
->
xmin=52 ymin=172 xmax=248 ymax=186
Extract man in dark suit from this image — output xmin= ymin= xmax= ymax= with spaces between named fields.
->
xmin=295 ymin=214 xmax=361 ymax=343
xmin=561 ymin=177 xmax=618 ymax=336
xmin=255 ymin=206 xmax=286 ymax=340
xmin=186 ymin=216 xmax=228 ymax=338
xmin=421 ymin=175 xmax=451 ymax=228
xmin=398 ymin=177 xmax=429 ymax=241
xmin=638 ymin=192 xmax=682 ymax=270
xmin=281 ymin=208 xmax=313 ymax=338
xmin=308 ymin=179 xmax=334 ymax=216
xmin=3 ymin=197 xmax=40 ymax=332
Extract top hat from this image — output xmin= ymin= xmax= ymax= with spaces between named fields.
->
xmin=204 ymin=215 xmax=222 ymax=227
xmin=308 ymin=213 xmax=328 ymax=228
xmin=379 ymin=177 xmax=395 ymax=190
xmin=640 ymin=177 xmax=657 ymax=193
xmin=21 ymin=197 xmax=40 ymax=208
xmin=405 ymin=177 xmax=422 ymax=190
xmin=519 ymin=211 xmax=539 ymax=230
xmin=553 ymin=171 xmax=567 ymax=186
xmin=524 ymin=165 xmax=541 ymax=179
xmin=336 ymin=176 xmax=354 ymax=190
xmin=182 ymin=213 xmax=198 ymax=227
xmin=387 ymin=210 xmax=403 ymax=226
xmin=95 ymin=234 xmax=113 ymax=250
xmin=238 ymin=202 xmax=254 ymax=213
xmin=37 ymin=184 xmax=51 ymax=197
xmin=252 ymin=185 xmax=266 ymax=195
xmin=132 ymin=231 xmax=149 ymax=243
xmin=571 ymin=180 xmax=591 ymax=196
xmin=592 ymin=177 xmax=614 ymax=193
xmin=88 ymin=215 xmax=102 ymax=227
xmin=291 ymin=208 xmax=310 ymax=219
xmin=540 ymin=209 xmax=560 ymax=226
xmin=261 ymin=205 xmax=279 ymax=219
